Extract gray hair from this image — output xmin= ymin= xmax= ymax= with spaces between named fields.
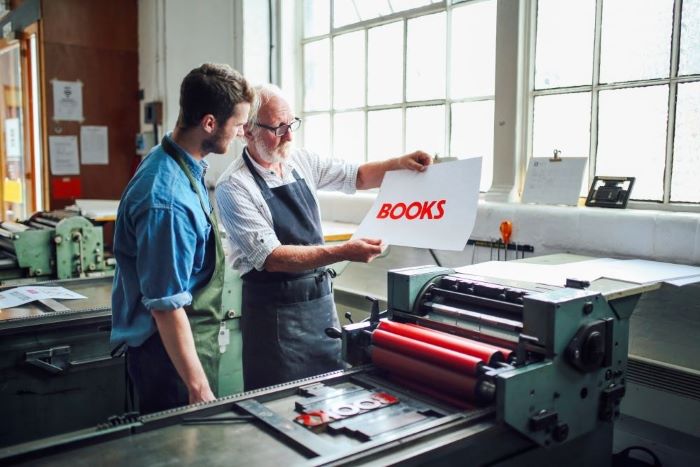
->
xmin=247 ymin=84 xmax=289 ymax=128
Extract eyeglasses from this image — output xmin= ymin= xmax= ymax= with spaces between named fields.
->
xmin=255 ymin=117 xmax=302 ymax=137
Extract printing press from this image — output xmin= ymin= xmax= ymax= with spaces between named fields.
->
xmin=0 ymin=263 xmax=655 ymax=466
xmin=0 ymin=210 xmax=114 ymax=285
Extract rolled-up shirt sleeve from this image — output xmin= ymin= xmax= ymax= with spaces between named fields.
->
xmin=216 ymin=179 xmax=281 ymax=272
xmin=134 ymin=205 xmax=195 ymax=311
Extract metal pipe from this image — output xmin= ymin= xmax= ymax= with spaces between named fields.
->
xmin=430 ymin=286 xmax=523 ymax=315
xmin=0 ymin=237 xmax=17 ymax=252
xmin=30 ymin=217 xmax=59 ymax=228
xmin=0 ymin=221 xmax=29 ymax=232
xmin=425 ymin=301 xmax=523 ymax=335
xmin=0 ymin=257 xmax=17 ymax=269
xmin=27 ymin=221 xmax=52 ymax=230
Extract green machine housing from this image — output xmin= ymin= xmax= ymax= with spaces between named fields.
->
xmin=0 ymin=211 xmax=114 ymax=284
xmin=380 ymin=265 xmax=641 ymax=448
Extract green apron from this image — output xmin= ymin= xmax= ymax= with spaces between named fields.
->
xmin=162 ymin=137 xmax=225 ymax=394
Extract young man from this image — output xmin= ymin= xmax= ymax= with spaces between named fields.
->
xmin=111 ymin=64 xmax=254 ymax=413
xmin=215 ymin=84 xmax=432 ymax=390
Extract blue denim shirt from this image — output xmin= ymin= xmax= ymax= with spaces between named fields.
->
xmin=111 ymin=134 xmax=215 ymax=347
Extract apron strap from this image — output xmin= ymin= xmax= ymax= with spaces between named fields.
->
xmin=161 ymin=136 xmax=222 ymax=233
xmin=242 ymin=150 xmax=274 ymax=200
xmin=241 ymin=149 xmax=305 ymax=198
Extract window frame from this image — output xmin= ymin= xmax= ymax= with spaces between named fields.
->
xmin=526 ymin=0 xmax=700 ymax=212
xmin=299 ymin=0 xmax=497 ymax=191
xmin=294 ymin=0 xmax=700 ymax=213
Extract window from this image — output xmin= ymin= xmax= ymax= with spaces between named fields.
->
xmin=1 ymin=26 xmax=43 ymax=221
xmin=301 ymin=0 xmax=497 ymax=191
xmin=531 ymin=0 xmax=700 ymax=205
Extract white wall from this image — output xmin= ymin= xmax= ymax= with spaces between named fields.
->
xmin=138 ymin=0 xmax=271 ymax=187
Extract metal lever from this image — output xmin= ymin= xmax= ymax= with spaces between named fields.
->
xmin=344 ymin=311 xmax=354 ymax=324
xmin=25 ymin=346 xmax=71 ymax=374
xmin=25 ymin=345 xmax=115 ymax=374
xmin=366 ymin=296 xmax=380 ymax=327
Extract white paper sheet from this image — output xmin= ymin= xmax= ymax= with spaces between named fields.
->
xmin=522 ymin=157 xmax=587 ymax=206
xmin=666 ymin=275 xmax=700 ymax=287
xmin=71 ymin=199 xmax=120 ymax=219
xmin=455 ymin=261 xmax=597 ymax=287
xmin=600 ymin=259 xmax=700 ymax=284
xmin=52 ymin=80 xmax=84 ymax=121
xmin=0 ymin=286 xmax=86 ymax=309
xmin=352 ymin=157 xmax=482 ymax=251
xmin=49 ymin=135 xmax=80 ymax=175
xmin=456 ymin=258 xmax=700 ymax=288
xmin=80 ymin=126 xmax=109 ymax=165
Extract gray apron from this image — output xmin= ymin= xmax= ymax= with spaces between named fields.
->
xmin=241 ymin=151 xmax=342 ymax=390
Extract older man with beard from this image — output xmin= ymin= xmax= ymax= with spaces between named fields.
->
xmin=215 ymin=84 xmax=431 ymax=390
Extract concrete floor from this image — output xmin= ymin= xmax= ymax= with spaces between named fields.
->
xmin=614 ymin=415 xmax=700 ymax=466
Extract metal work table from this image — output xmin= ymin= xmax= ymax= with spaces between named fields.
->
xmin=0 ymin=276 xmax=113 ymax=328
xmin=0 ymin=368 xmax=613 ymax=467
xmin=0 ymin=276 xmax=123 ymax=447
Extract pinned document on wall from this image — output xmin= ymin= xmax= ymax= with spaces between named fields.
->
xmin=521 ymin=156 xmax=587 ymax=206
xmin=4 ymin=117 xmax=21 ymax=159
xmin=49 ymin=135 xmax=80 ymax=175
xmin=80 ymin=126 xmax=109 ymax=165
xmin=352 ymin=157 xmax=482 ymax=251
xmin=52 ymin=79 xmax=84 ymax=122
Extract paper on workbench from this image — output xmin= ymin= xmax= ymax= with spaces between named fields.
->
xmin=455 ymin=261 xmax=601 ymax=287
xmin=666 ymin=274 xmax=700 ymax=287
xmin=352 ymin=157 xmax=482 ymax=251
xmin=588 ymin=259 xmax=700 ymax=284
xmin=0 ymin=286 xmax=86 ymax=309
xmin=456 ymin=258 xmax=700 ymax=288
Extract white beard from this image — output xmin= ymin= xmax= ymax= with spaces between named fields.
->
xmin=254 ymin=132 xmax=291 ymax=165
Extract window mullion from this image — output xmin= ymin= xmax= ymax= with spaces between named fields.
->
xmin=663 ymin=0 xmax=684 ymax=203
xmin=523 ymin=0 xmax=537 ymax=187
xmin=329 ymin=0 xmax=335 ymax=157
xmin=402 ymin=17 xmax=408 ymax=154
xmin=445 ymin=3 xmax=452 ymax=159
xmin=589 ymin=0 xmax=604 ymax=187
xmin=364 ymin=27 xmax=368 ymax=163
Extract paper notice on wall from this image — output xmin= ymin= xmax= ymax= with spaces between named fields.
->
xmin=352 ymin=157 xmax=482 ymax=251
xmin=4 ymin=117 xmax=21 ymax=159
xmin=52 ymin=79 xmax=84 ymax=121
xmin=49 ymin=135 xmax=80 ymax=175
xmin=80 ymin=126 xmax=109 ymax=165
